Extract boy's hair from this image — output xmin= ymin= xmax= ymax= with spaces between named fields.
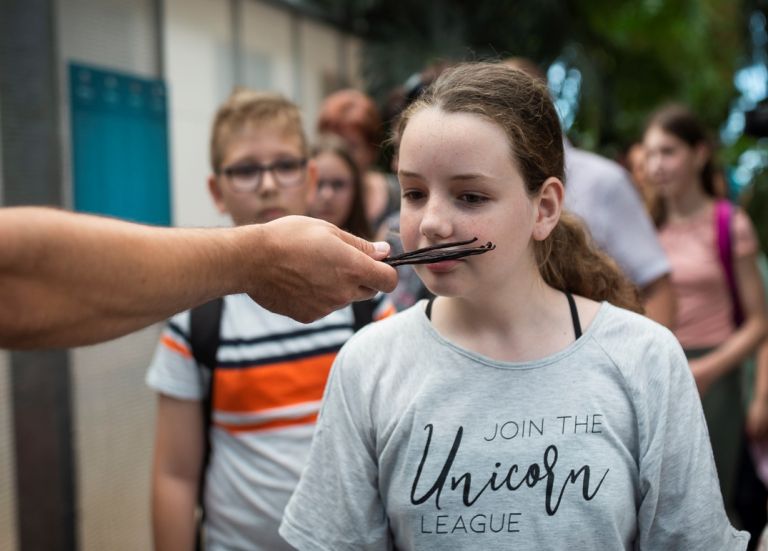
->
xmin=398 ymin=62 xmax=642 ymax=313
xmin=210 ymin=89 xmax=307 ymax=173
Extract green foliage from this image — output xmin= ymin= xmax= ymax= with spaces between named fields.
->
xmin=307 ymin=0 xmax=748 ymax=153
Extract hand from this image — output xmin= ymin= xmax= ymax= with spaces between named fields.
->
xmin=239 ymin=216 xmax=398 ymax=323
xmin=689 ymin=358 xmax=719 ymax=396
xmin=747 ymin=396 xmax=768 ymax=441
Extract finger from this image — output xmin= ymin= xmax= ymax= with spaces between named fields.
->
xmin=335 ymin=227 xmax=391 ymax=260
xmin=361 ymin=259 xmax=398 ymax=293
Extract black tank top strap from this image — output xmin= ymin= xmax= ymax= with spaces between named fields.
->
xmin=565 ymin=291 xmax=582 ymax=340
xmin=425 ymin=296 xmax=436 ymax=320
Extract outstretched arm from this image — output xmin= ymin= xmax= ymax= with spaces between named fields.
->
xmin=0 ymin=208 xmax=397 ymax=349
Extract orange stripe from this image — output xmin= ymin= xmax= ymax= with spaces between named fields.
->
xmin=215 ymin=412 xmax=318 ymax=434
xmin=161 ymin=334 xmax=192 ymax=358
xmin=375 ymin=304 xmax=396 ymax=320
xmin=213 ymin=351 xmax=336 ymax=413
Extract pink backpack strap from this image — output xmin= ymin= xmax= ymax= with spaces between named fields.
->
xmin=715 ymin=199 xmax=744 ymax=326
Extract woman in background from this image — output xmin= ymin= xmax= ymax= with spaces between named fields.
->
xmin=643 ymin=103 xmax=768 ymax=521
xmin=308 ymin=133 xmax=372 ymax=239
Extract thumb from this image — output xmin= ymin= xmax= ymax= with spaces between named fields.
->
xmin=337 ymin=228 xmax=391 ymax=260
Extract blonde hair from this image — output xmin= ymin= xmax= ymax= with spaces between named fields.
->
xmin=398 ymin=62 xmax=642 ymax=312
xmin=210 ymin=89 xmax=307 ymax=173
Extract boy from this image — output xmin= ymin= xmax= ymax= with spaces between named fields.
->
xmin=147 ymin=90 xmax=393 ymax=550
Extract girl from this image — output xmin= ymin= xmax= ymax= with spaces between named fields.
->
xmin=280 ymin=63 xmax=747 ymax=550
xmin=308 ymin=133 xmax=372 ymax=239
xmin=643 ymin=104 xmax=768 ymax=521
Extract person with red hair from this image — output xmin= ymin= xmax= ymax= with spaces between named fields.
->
xmin=318 ymin=89 xmax=400 ymax=231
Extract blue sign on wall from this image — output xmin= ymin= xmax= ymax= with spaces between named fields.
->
xmin=69 ymin=63 xmax=172 ymax=226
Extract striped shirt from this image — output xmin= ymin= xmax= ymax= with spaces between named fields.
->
xmin=147 ymin=292 xmax=394 ymax=550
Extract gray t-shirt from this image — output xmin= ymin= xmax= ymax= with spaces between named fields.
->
xmin=280 ymin=302 xmax=748 ymax=550
xmin=565 ymin=143 xmax=670 ymax=288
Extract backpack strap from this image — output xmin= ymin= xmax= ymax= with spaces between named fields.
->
xmin=188 ymin=297 xmax=224 ymax=550
xmin=351 ymin=298 xmax=376 ymax=332
xmin=715 ymin=199 xmax=745 ymax=326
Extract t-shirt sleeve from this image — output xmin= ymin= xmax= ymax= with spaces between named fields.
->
xmin=597 ymin=173 xmax=670 ymax=288
xmin=280 ymin=346 xmax=392 ymax=551
xmin=634 ymin=330 xmax=748 ymax=550
xmin=145 ymin=311 xmax=204 ymax=401
xmin=733 ymin=208 xmax=759 ymax=258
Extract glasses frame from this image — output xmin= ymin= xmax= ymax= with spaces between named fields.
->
xmin=218 ymin=158 xmax=308 ymax=193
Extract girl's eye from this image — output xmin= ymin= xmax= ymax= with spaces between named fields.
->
xmin=402 ymin=189 xmax=425 ymax=201
xmin=458 ymin=193 xmax=488 ymax=204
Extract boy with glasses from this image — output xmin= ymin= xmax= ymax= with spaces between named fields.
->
xmin=146 ymin=90 xmax=394 ymax=550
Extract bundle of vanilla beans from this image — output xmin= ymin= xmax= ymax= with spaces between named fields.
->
xmin=382 ymin=237 xmax=496 ymax=267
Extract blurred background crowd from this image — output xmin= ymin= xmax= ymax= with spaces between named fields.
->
xmin=3 ymin=0 xmax=768 ymax=550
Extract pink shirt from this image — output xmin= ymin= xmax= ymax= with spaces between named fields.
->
xmin=659 ymin=204 xmax=758 ymax=349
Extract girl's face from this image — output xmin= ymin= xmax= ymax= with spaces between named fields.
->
xmin=398 ymin=107 xmax=544 ymax=299
xmin=643 ymin=125 xmax=706 ymax=200
xmin=309 ymin=151 xmax=356 ymax=229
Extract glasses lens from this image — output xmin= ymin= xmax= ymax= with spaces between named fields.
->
xmin=273 ymin=159 xmax=305 ymax=186
xmin=225 ymin=164 xmax=262 ymax=191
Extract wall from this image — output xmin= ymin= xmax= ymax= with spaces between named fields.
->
xmin=0 ymin=352 xmax=17 ymax=551
xmin=165 ymin=0 xmax=363 ymax=228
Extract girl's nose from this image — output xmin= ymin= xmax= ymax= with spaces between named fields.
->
xmin=419 ymin=196 xmax=453 ymax=240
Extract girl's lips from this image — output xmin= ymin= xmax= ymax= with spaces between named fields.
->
xmin=424 ymin=259 xmax=461 ymax=272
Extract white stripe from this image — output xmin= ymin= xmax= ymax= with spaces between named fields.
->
xmin=213 ymin=400 xmax=321 ymax=425
xmin=217 ymin=328 xmax=352 ymax=362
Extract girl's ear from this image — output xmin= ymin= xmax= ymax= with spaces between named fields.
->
xmin=532 ymin=177 xmax=564 ymax=241
xmin=694 ymin=142 xmax=711 ymax=172
xmin=208 ymin=174 xmax=229 ymax=214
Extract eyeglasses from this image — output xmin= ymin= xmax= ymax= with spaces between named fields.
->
xmin=218 ymin=158 xmax=307 ymax=193
xmin=317 ymin=178 xmax=353 ymax=193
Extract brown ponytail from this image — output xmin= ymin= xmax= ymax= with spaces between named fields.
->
xmin=536 ymin=212 xmax=643 ymax=313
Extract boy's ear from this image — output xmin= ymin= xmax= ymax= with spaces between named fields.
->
xmin=305 ymin=158 xmax=318 ymax=203
xmin=207 ymin=174 xmax=229 ymax=214
xmin=532 ymin=177 xmax=564 ymax=241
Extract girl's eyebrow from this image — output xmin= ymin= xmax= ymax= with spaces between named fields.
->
xmin=397 ymin=170 xmax=487 ymax=181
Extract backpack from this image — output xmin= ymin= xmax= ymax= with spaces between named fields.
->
xmin=188 ymin=297 xmax=376 ymax=547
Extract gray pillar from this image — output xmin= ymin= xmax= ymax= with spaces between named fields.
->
xmin=0 ymin=1 xmax=77 ymax=550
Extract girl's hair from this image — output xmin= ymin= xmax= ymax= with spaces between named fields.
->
xmin=210 ymin=88 xmax=306 ymax=173
xmin=317 ymin=89 xmax=382 ymax=155
xmin=311 ymin=134 xmax=373 ymax=239
xmin=397 ymin=62 xmax=642 ymax=313
xmin=643 ymin=103 xmax=718 ymax=227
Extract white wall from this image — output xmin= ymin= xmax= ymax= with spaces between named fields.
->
xmin=70 ymin=326 xmax=160 ymax=551
xmin=0 ymin=352 xmax=17 ymax=551
xmin=56 ymin=1 xmax=160 ymax=549
xmin=165 ymin=0 xmax=364 ymax=228
xmin=163 ymin=0 xmax=233 ymax=228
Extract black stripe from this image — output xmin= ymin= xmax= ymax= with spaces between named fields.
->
xmin=218 ymin=322 xmax=353 ymax=347
xmin=167 ymin=320 xmax=191 ymax=346
xmin=216 ymin=344 xmax=344 ymax=369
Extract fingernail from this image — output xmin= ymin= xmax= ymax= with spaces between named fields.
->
xmin=373 ymin=241 xmax=389 ymax=253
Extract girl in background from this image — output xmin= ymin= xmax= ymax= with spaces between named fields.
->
xmin=643 ymin=104 xmax=768 ymax=521
xmin=308 ymin=133 xmax=372 ymax=239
